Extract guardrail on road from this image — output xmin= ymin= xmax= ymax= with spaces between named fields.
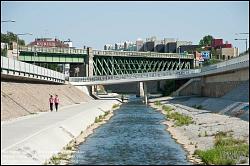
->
xmin=1 ymin=56 xmax=65 ymax=83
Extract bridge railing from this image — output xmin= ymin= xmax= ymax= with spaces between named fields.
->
xmin=19 ymin=46 xmax=87 ymax=55
xmin=18 ymin=46 xmax=194 ymax=59
xmin=201 ymin=54 xmax=249 ymax=72
xmin=1 ymin=56 xmax=65 ymax=82
xmin=69 ymin=69 xmax=201 ymax=83
xmin=92 ymin=50 xmax=194 ymax=59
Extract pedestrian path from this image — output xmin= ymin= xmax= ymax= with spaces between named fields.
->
xmin=1 ymin=99 xmax=119 ymax=151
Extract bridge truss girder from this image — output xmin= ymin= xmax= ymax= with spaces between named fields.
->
xmin=93 ymin=56 xmax=191 ymax=76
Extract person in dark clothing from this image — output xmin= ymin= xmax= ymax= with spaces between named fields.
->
xmin=54 ymin=95 xmax=59 ymax=112
xmin=49 ymin=95 xmax=54 ymax=112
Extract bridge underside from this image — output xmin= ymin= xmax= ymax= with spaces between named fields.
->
xmin=93 ymin=56 xmax=192 ymax=76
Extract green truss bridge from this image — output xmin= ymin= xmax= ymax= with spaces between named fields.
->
xmin=18 ymin=46 xmax=194 ymax=77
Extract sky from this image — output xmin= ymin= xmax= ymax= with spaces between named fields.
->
xmin=1 ymin=1 xmax=249 ymax=52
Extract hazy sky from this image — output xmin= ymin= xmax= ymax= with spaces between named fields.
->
xmin=1 ymin=1 xmax=249 ymax=52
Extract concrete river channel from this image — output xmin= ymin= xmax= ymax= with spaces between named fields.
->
xmin=71 ymin=96 xmax=190 ymax=165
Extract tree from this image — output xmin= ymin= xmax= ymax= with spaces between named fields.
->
xmin=1 ymin=31 xmax=25 ymax=46
xmin=199 ymin=35 xmax=214 ymax=47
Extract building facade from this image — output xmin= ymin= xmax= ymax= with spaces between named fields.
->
xmin=215 ymin=47 xmax=239 ymax=60
xmin=28 ymin=38 xmax=69 ymax=48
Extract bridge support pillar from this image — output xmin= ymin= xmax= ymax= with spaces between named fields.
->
xmin=137 ymin=81 xmax=148 ymax=104
xmin=86 ymin=47 xmax=94 ymax=77
xmin=143 ymin=82 xmax=148 ymax=105
xmin=139 ymin=82 xmax=144 ymax=97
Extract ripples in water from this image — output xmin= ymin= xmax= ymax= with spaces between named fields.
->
xmin=71 ymin=99 xmax=190 ymax=165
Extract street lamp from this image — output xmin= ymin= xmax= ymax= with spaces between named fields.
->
xmin=16 ymin=33 xmax=32 ymax=58
xmin=235 ymin=38 xmax=248 ymax=53
xmin=178 ymin=46 xmax=181 ymax=70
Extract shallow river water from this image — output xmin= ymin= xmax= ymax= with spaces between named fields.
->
xmin=71 ymin=97 xmax=190 ymax=165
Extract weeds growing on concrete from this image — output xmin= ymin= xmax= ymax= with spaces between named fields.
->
xmin=162 ymin=105 xmax=193 ymax=126
xmin=194 ymin=132 xmax=249 ymax=165
xmin=95 ymin=116 xmax=103 ymax=123
xmin=162 ymin=105 xmax=174 ymax=113
xmin=166 ymin=112 xmax=193 ymax=126
xmin=154 ymin=100 xmax=162 ymax=106
xmin=112 ymin=104 xmax=119 ymax=109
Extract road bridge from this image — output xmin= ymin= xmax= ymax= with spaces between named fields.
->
xmin=18 ymin=46 xmax=194 ymax=77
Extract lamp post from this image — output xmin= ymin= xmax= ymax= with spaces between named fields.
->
xmin=235 ymin=38 xmax=248 ymax=53
xmin=16 ymin=33 xmax=32 ymax=58
xmin=178 ymin=46 xmax=181 ymax=70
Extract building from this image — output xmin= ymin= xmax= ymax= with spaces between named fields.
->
xmin=212 ymin=39 xmax=232 ymax=49
xmin=167 ymin=42 xmax=177 ymax=53
xmin=28 ymin=38 xmax=69 ymax=48
xmin=104 ymin=44 xmax=113 ymax=50
xmin=215 ymin=47 xmax=239 ymax=60
xmin=144 ymin=41 xmax=155 ymax=52
xmin=179 ymin=45 xmax=200 ymax=53
xmin=176 ymin=41 xmax=192 ymax=52
xmin=155 ymin=44 xmax=165 ymax=53
xmin=63 ymin=39 xmax=73 ymax=48
xmin=136 ymin=39 xmax=144 ymax=51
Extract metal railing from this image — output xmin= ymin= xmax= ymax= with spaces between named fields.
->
xmin=19 ymin=46 xmax=87 ymax=54
xmin=1 ymin=56 xmax=65 ymax=82
xmin=69 ymin=53 xmax=249 ymax=83
xmin=201 ymin=54 xmax=249 ymax=72
xmin=69 ymin=69 xmax=201 ymax=83
xmin=92 ymin=50 xmax=194 ymax=59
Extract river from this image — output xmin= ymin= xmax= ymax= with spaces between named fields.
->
xmin=71 ymin=97 xmax=190 ymax=165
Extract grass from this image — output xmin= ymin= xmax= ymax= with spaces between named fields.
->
xmin=94 ymin=116 xmax=103 ymax=123
xmin=94 ymin=111 xmax=111 ymax=123
xmin=167 ymin=112 xmax=193 ymax=126
xmin=162 ymin=105 xmax=193 ymax=127
xmin=154 ymin=100 xmax=162 ymax=106
xmin=49 ymin=155 xmax=62 ymax=165
xmin=162 ymin=105 xmax=174 ymax=113
xmin=194 ymin=131 xmax=249 ymax=165
xmin=112 ymin=104 xmax=119 ymax=109
xmin=104 ymin=111 xmax=110 ymax=117
xmin=192 ymin=104 xmax=203 ymax=109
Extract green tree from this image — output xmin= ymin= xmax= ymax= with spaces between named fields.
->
xmin=199 ymin=35 xmax=214 ymax=47
xmin=1 ymin=31 xmax=25 ymax=46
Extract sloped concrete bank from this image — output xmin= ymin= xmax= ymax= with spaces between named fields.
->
xmin=1 ymin=81 xmax=92 ymax=121
xmin=1 ymin=99 xmax=121 ymax=165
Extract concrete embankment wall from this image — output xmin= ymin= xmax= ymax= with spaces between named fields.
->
xmin=1 ymin=100 xmax=120 ymax=165
xmin=1 ymin=81 xmax=92 ymax=121
xmin=201 ymin=68 xmax=249 ymax=97
xmin=173 ymin=68 xmax=249 ymax=98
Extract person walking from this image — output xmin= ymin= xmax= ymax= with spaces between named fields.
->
xmin=54 ymin=95 xmax=59 ymax=112
xmin=49 ymin=95 xmax=54 ymax=112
